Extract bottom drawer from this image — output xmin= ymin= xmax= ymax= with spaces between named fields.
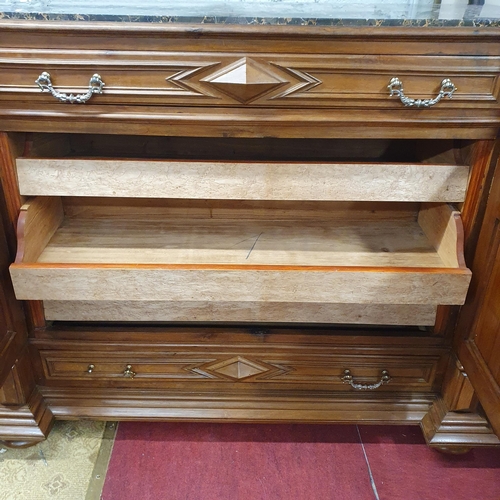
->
xmin=33 ymin=329 xmax=448 ymax=394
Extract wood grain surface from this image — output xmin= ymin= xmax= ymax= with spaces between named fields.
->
xmin=16 ymin=159 xmax=469 ymax=202
xmin=15 ymin=197 xmax=63 ymax=263
xmin=43 ymin=300 xmax=438 ymax=325
xmin=36 ymin=217 xmax=444 ymax=267
xmin=9 ymin=264 xmax=471 ymax=305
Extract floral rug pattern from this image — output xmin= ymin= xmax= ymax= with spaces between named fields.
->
xmin=0 ymin=420 xmax=114 ymax=500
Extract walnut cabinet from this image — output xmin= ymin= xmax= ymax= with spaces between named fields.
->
xmin=0 ymin=21 xmax=499 ymax=449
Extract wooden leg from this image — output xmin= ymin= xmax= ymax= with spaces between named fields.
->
xmin=421 ymin=397 xmax=500 ymax=449
xmin=0 ymin=389 xmax=54 ymax=447
xmin=420 ymin=353 xmax=498 ymax=450
xmin=433 ymin=445 xmax=472 ymax=455
xmin=0 ymin=439 xmax=45 ymax=449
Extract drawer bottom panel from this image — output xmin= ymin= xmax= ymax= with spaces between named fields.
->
xmin=43 ymin=301 xmax=438 ymax=326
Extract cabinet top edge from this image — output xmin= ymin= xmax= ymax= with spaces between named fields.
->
xmin=0 ymin=19 xmax=500 ymax=39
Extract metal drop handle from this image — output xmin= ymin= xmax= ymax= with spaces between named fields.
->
xmin=123 ymin=364 xmax=136 ymax=378
xmin=388 ymin=77 xmax=456 ymax=108
xmin=341 ymin=369 xmax=391 ymax=390
xmin=35 ymin=71 xmax=105 ymax=104
xmin=86 ymin=364 xmax=95 ymax=374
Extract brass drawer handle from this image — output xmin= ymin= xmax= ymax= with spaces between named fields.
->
xmin=388 ymin=77 xmax=456 ymax=108
xmin=86 ymin=364 xmax=95 ymax=374
xmin=35 ymin=71 xmax=105 ymax=104
xmin=123 ymin=364 xmax=136 ymax=378
xmin=341 ymin=369 xmax=391 ymax=390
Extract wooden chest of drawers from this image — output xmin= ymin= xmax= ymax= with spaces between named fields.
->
xmin=0 ymin=21 xmax=499 ymax=450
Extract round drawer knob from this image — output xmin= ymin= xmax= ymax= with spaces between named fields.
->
xmin=86 ymin=364 xmax=95 ymax=374
xmin=123 ymin=364 xmax=136 ymax=378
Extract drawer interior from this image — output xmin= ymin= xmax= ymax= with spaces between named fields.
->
xmin=8 ymin=135 xmax=473 ymax=326
xmin=17 ymin=198 xmax=459 ymax=269
xmin=9 ymin=196 xmax=471 ymax=322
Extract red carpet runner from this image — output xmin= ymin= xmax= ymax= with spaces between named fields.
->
xmin=102 ymin=422 xmax=500 ymax=500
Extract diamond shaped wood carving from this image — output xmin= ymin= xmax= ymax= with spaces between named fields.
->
xmin=207 ymin=356 xmax=270 ymax=380
xmin=202 ymin=57 xmax=288 ymax=103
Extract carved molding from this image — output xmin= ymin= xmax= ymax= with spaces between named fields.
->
xmin=269 ymin=65 xmax=322 ymax=99
xmin=420 ymin=398 xmax=500 ymax=447
xmin=41 ymin=386 xmax=436 ymax=424
xmin=0 ymin=389 xmax=54 ymax=447
xmin=164 ymin=63 xmax=220 ymax=97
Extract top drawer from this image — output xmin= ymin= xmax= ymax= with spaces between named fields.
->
xmin=1 ymin=54 xmax=498 ymax=109
xmin=0 ymin=23 xmax=499 ymax=138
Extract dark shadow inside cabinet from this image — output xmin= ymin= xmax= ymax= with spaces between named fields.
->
xmin=26 ymin=134 xmax=464 ymax=163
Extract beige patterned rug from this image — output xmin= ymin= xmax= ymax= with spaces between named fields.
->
xmin=0 ymin=420 xmax=117 ymax=500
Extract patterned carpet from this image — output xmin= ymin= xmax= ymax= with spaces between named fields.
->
xmin=0 ymin=420 xmax=116 ymax=500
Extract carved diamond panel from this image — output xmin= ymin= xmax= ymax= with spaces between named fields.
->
xmin=188 ymin=356 xmax=292 ymax=381
xmin=202 ymin=57 xmax=288 ymax=103
xmin=207 ymin=356 xmax=270 ymax=380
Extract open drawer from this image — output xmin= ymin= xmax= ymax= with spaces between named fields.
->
xmin=9 ymin=194 xmax=471 ymax=325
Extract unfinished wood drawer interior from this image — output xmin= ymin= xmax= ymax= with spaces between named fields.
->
xmin=9 ymin=137 xmax=472 ymax=327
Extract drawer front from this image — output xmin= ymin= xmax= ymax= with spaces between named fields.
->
xmin=1 ymin=54 xmax=498 ymax=109
xmin=34 ymin=332 xmax=447 ymax=393
xmin=11 ymin=266 xmax=471 ymax=305
xmin=0 ymin=25 xmax=499 ymax=138
xmin=41 ymin=354 xmax=439 ymax=390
